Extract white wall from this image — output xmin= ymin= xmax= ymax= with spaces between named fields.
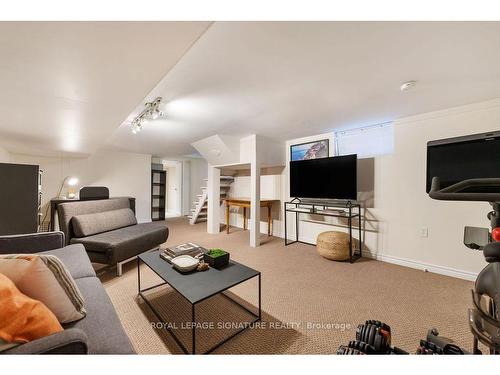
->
xmin=281 ymin=99 xmax=500 ymax=280
xmin=0 ymin=145 xmax=10 ymax=162
xmin=257 ymin=135 xmax=286 ymax=167
xmin=84 ymin=150 xmax=152 ymax=223
xmin=372 ymin=99 xmax=500 ymax=278
xmin=10 ymin=149 xmax=152 ymax=224
xmin=192 ymin=134 xmax=240 ymax=166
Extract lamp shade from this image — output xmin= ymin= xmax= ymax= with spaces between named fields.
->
xmin=67 ymin=177 xmax=78 ymax=186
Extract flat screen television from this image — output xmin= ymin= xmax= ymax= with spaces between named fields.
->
xmin=290 ymin=155 xmax=357 ymax=200
xmin=426 ymin=131 xmax=500 ymax=193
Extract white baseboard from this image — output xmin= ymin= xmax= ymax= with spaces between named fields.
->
xmin=362 ymin=250 xmax=478 ymax=281
xmin=281 ymin=234 xmax=477 ymax=281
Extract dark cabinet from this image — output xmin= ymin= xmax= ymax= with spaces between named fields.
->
xmin=151 ymin=169 xmax=166 ymax=221
xmin=0 ymin=163 xmax=40 ymax=235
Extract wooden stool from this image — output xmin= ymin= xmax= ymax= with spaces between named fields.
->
xmin=316 ymin=231 xmax=350 ymax=261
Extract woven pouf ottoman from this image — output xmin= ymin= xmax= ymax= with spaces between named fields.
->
xmin=316 ymin=231 xmax=350 ymax=261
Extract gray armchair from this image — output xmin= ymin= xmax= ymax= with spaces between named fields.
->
xmin=0 ymin=231 xmax=64 ymax=254
xmin=57 ymin=197 xmax=168 ymax=275
xmin=5 ymin=329 xmax=89 ymax=354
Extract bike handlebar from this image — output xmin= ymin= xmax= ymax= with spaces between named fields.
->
xmin=429 ymin=177 xmax=500 ymax=202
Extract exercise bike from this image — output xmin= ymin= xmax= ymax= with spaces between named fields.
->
xmin=429 ymin=176 xmax=500 ymax=354
xmin=338 ymin=176 xmax=500 ymax=355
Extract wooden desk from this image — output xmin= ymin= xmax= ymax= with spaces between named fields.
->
xmin=223 ymin=198 xmax=279 ymax=235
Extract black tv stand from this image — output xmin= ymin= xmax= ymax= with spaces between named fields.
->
xmin=284 ymin=199 xmax=362 ymax=263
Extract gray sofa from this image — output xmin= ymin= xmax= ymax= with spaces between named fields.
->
xmin=0 ymin=232 xmax=135 ymax=354
xmin=57 ymin=197 xmax=168 ymax=275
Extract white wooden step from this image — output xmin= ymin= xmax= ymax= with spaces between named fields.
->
xmin=204 ymin=176 xmax=234 ymax=181
xmin=201 ymin=184 xmax=231 ymax=190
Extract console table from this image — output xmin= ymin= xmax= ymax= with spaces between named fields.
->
xmin=223 ymin=198 xmax=279 ymax=235
xmin=284 ymin=200 xmax=362 ymax=263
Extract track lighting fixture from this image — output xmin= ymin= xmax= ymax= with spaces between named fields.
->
xmin=130 ymin=97 xmax=164 ymax=133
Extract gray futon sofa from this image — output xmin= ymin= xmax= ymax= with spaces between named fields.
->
xmin=0 ymin=232 xmax=135 ymax=354
xmin=57 ymin=197 xmax=168 ymax=275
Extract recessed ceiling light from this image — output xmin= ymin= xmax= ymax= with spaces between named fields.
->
xmin=400 ymin=80 xmax=417 ymax=92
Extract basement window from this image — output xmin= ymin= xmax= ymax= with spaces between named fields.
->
xmin=335 ymin=122 xmax=394 ymax=158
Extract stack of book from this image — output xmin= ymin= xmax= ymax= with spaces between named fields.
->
xmin=160 ymin=243 xmax=205 ymax=263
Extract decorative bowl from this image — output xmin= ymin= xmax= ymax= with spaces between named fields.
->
xmin=171 ymin=255 xmax=199 ymax=273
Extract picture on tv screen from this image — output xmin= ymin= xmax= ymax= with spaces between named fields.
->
xmin=290 ymin=155 xmax=357 ymax=200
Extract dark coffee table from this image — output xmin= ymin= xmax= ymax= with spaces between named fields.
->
xmin=137 ymin=249 xmax=261 ymax=354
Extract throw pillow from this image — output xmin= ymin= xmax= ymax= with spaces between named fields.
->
xmin=72 ymin=208 xmax=137 ymax=237
xmin=0 ymin=254 xmax=86 ymax=323
xmin=0 ymin=273 xmax=63 ymax=349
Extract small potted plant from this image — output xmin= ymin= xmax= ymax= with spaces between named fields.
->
xmin=203 ymin=248 xmax=230 ymax=269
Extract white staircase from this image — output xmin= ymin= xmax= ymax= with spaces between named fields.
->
xmin=189 ymin=176 xmax=234 ymax=224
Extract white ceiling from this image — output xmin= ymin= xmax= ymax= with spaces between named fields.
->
xmin=0 ymin=21 xmax=210 ymax=156
xmin=107 ymin=21 xmax=500 ymax=158
xmin=2 ymin=22 xmax=500 ymax=159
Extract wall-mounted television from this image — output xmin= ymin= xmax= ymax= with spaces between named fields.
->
xmin=426 ymin=131 xmax=500 ymax=193
xmin=290 ymin=155 xmax=357 ymax=200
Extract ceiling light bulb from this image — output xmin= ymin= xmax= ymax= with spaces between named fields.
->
xmin=400 ymin=80 xmax=417 ymax=92
xmin=130 ymin=97 xmax=163 ymax=133
xmin=131 ymin=120 xmax=143 ymax=134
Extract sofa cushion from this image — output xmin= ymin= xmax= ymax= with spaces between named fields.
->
xmin=0 ymin=254 xmax=86 ymax=323
xmin=0 ymin=273 xmax=63 ymax=347
xmin=70 ymin=222 xmax=168 ymax=264
xmin=72 ymin=208 xmax=137 ymax=238
xmin=65 ymin=277 xmax=134 ymax=354
xmin=42 ymin=244 xmax=96 ymax=279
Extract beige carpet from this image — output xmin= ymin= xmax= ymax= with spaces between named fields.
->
xmin=99 ymin=217 xmax=479 ymax=354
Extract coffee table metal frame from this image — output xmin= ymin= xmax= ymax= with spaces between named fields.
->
xmin=137 ymin=256 xmax=261 ymax=354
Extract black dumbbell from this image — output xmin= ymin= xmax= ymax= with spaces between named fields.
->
xmin=356 ymin=322 xmax=391 ymax=353
xmin=337 ymin=345 xmax=365 ymax=355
